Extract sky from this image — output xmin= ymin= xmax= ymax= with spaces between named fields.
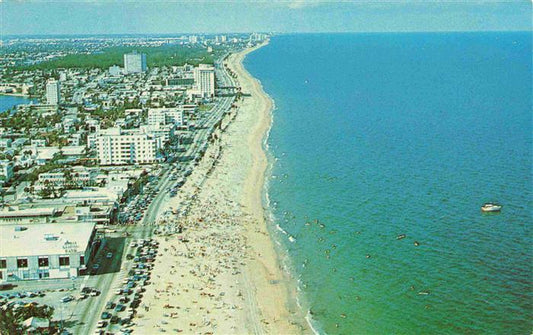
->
xmin=0 ymin=0 xmax=531 ymax=36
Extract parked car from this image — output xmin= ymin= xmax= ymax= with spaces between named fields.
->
xmin=60 ymin=295 xmax=74 ymax=303
xmin=119 ymin=318 xmax=131 ymax=325
xmin=81 ymin=287 xmax=93 ymax=294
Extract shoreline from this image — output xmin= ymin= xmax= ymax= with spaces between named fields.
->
xmin=234 ymin=42 xmax=310 ymax=333
xmin=257 ymin=67 xmax=320 ymax=335
xmin=0 ymin=92 xmax=32 ymax=98
xmin=131 ymin=42 xmax=308 ymax=334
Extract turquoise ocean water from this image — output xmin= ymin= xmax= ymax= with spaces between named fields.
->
xmin=245 ymin=33 xmax=532 ymax=334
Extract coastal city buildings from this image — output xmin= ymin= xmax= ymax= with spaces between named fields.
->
xmin=0 ymin=31 xmax=269 ymax=333
xmin=45 ymin=79 xmax=60 ymax=105
xmin=124 ymin=51 xmax=147 ymax=74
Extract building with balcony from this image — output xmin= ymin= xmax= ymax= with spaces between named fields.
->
xmin=94 ymin=127 xmax=161 ymax=165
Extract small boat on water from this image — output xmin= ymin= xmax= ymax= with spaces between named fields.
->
xmin=481 ymin=203 xmax=502 ymax=213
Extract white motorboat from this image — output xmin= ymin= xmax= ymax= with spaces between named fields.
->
xmin=481 ymin=203 xmax=502 ymax=212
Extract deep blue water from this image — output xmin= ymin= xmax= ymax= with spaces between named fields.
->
xmin=0 ymin=95 xmax=36 ymax=113
xmin=245 ymin=33 xmax=532 ymax=334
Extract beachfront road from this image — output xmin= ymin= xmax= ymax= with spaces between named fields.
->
xmin=71 ymin=59 xmax=235 ymax=334
xmin=76 ymin=104 xmax=234 ymax=335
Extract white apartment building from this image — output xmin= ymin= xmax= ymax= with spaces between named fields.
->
xmin=147 ymin=108 xmax=184 ymax=127
xmin=46 ymin=79 xmax=60 ymax=105
xmin=124 ymin=52 xmax=147 ymax=74
xmin=95 ymin=128 xmax=160 ymax=165
xmin=193 ymin=64 xmax=215 ymax=98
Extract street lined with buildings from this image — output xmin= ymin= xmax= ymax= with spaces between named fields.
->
xmin=0 ymin=33 xmax=267 ymax=334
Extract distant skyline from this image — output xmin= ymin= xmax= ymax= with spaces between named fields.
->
xmin=1 ymin=1 xmax=531 ymax=36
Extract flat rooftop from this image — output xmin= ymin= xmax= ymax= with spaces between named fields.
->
xmin=0 ymin=222 xmax=95 ymax=258
xmin=0 ymin=207 xmax=56 ymax=219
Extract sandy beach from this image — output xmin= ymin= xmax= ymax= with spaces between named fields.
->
xmin=132 ymin=42 xmax=308 ymax=334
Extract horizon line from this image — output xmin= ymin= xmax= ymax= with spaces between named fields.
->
xmin=3 ymin=30 xmax=531 ymax=39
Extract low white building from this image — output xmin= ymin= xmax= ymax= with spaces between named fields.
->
xmin=0 ymin=207 xmax=57 ymax=224
xmin=140 ymin=124 xmax=173 ymax=144
xmin=147 ymin=108 xmax=184 ymax=127
xmin=63 ymin=187 xmax=121 ymax=206
xmin=31 ymin=139 xmax=47 ymax=147
xmin=108 ymin=65 xmax=122 ymax=76
xmin=37 ymin=167 xmax=96 ymax=189
xmin=0 ymin=222 xmax=96 ymax=281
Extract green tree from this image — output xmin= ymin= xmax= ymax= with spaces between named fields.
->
xmin=0 ymin=306 xmax=22 ymax=335
xmin=0 ymin=304 xmax=54 ymax=335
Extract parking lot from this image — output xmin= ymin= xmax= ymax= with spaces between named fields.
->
xmin=0 ymin=229 xmax=151 ymax=334
xmin=0 ymin=278 xmax=100 ymax=331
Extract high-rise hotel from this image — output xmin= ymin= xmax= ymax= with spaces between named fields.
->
xmin=124 ymin=51 xmax=147 ymax=74
xmin=193 ymin=64 xmax=215 ymax=98
xmin=46 ymin=79 xmax=61 ymax=105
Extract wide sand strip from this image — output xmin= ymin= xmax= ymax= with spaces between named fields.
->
xmin=132 ymin=43 xmax=308 ymax=334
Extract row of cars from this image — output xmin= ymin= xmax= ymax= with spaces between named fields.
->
xmin=60 ymin=286 xmax=101 ymax=303
xmin=120 ymin=174 xmax=162 ymax=224
xmin=168 ymin=164 xmax=190 ymax=197
xmin=95 ymin=238 xmax=159 ymax=334
xmin=1 ymin=286 xmax=100 ymax=307
xmin=0 ymin=290 xmax=47 ymax=311
xmin=1 ymin=290 xmax=46 ymax=300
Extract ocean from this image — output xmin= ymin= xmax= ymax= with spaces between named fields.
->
xmin=245 ymin=33 xmax=532 ymax=334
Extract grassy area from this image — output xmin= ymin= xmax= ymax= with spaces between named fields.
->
xmin=198 ymin=104 xmax=214 ymax=112
xmin=16 ymin=45 xmax=216 ymax=70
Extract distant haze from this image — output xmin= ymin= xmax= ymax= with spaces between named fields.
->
xmin=1 ymin=0 xmax=531 ymax=36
